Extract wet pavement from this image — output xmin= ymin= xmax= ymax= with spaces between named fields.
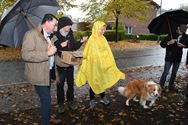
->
xmin=0 ymin=46 xmax=187 ymax=85
xmin=0 ymin=46 xmax=188 ymax=114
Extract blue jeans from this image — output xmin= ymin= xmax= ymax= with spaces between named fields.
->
xmin=160 ymin=61 xmax=180 ymax=88
xmin=35 ymin=86 xmax=51 ymax=125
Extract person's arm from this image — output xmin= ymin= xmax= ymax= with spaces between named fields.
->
xmin=186 ymin=50 xmax=188 ymax=69
xmin=54 ymin=40 xmax=63 ymax=51
xmin=160 ymin=37 xmax=168 ymax=48
xmin=21 ymin=31 xmax=49 ymax=62
xmin=160 ymin=36 xmax=175 ymax=48
xmin=180 ymin=34 xmax=188 ymax=48
xmin=66 ymin=31 xmax=82 ymax=50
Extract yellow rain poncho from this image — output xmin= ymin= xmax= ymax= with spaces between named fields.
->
xmin=76 ymin=21 xmax=125 ymax=94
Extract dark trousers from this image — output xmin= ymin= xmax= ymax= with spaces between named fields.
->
xmin=35 ymin=86 xmax=51 ymax=125
xmin=185 ymin=83 xmax=188 ymax=99
xmin=160 ymin=61 xmax=180 ymax=88
xmin=56 ymin=66 xmax=74 ymax=105
xmin=89 ymin=87 xmax=105 ymax=100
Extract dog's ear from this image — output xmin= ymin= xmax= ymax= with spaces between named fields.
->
xmin=146 ymin=84 xmax=153 ymax=91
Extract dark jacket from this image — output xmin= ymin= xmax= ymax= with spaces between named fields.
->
xmin=160 ymin=33 xmax=185 ymax=63
xmin=186 ymin=48 xmax=188 ymax=65
xmin=54 ymin=29 xmax=83 ymax=57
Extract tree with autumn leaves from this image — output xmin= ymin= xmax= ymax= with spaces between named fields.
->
xmin=80 ymin=0 xmax=151 ymax=42
xmin=0 ymin=0 xmax=152 ymax=42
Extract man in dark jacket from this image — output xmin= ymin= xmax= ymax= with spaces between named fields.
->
xmin=185 ymin=50 xmax=188 ymax=102
xmin=54 ymin=16 xmax=88 ymax=113
xmin=160 ymin=24 xmax=188 ymax=93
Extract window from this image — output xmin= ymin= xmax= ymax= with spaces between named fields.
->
xmin=125 ymin=26 xmax=132 ymax=34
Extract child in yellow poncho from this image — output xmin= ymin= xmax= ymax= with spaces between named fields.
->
xmin=76 ymin=21 xmax=125 ymax=108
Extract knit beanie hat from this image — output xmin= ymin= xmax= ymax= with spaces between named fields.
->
xmin=58 ymin=16 xmax=73 ymax=30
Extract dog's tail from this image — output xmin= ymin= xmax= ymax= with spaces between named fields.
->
xmin=118 ymin=86 xmax=125 ymax=96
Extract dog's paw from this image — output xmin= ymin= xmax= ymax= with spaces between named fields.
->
xmin=126 ymin=103 xmax=129 ymax=106
xmin=149 ymin=103 xmax=153 ymax=107
xmin=126 ymin=100 xmax=129 ymax=106
xmin=149 ymin=101 xmax=155 ymax=107
xmin=133 ymin=97 xmax=139 ymax=102
xmin=143 ymin=105 xmax=149 ymax=109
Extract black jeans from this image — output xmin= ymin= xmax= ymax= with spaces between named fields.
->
xmin=185 ymin=83 xmax=188 ymax=99
xmin=89 ymin=87 xmax=105 ymax=100
xmin=160 ymin=61 xmax=180 ymax=88
xmin=56 ymin=66 xmax=74 ymax=105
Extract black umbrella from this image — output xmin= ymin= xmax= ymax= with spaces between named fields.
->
xmin=148 ymin=9 xmax=188 ymax=38
xmin=0 ymin=0 xmax=60 ymax=47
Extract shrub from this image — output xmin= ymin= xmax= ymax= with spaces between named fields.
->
xmin=124 ymin=34 xmax=167 ymax=41
xmin=73 ymin=31 xmax=91 ymax=40
xmin=104 ymin=30 xmax=125 ymax=41
xmin=74 ymin=31 xmax=167 ymax=42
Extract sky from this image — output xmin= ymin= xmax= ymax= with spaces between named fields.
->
xmin=66 ymin=0 xmax=188 ymax=20
xmin=153 ymin=0 xmax=188 ymax=10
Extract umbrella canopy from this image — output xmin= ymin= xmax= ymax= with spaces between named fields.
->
xmin=148 ymin=9 xmax=188 ymax=38
xmin=0 ymin=0 xmax=60 ymax=47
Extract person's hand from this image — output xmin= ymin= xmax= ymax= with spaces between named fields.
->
xmin=177 ymin=42 xmax=185 ymax=48
xmin=80 ymin=36 xmax=88 ymax=43
xmin=61 ymin=40 xmax=68 ymax=47
xmin=167 ymin=39 xmax=175 ymax=45
xmin=48 ymin=45 xmax=57 ymax=56
xmin=186 ymin=64 xmax=188 ymax=69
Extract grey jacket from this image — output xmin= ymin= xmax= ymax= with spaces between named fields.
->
xmin=21 ymin=25 xmax=50 ymax=86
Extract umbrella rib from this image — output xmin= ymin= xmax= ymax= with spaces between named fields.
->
xmin=24 ymin=0 xmax=58 ymax=14
xmin=0 ymin=0 xmax=60 ymax=47
xmin=24 ymin=0 xmax=32 ymax=13
xmin=26 ymin=11 xmax=43 ymax=20
xmin=26 ymin=5 xmax=59 ymax=20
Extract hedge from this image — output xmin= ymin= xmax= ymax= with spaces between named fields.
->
xmin=124 ymin=34 xmax=167 ymax=41
xmin=73 ymin=30 xmax=167 ymax=41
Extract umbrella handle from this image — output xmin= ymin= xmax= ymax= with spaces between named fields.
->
xmin=21 ymin=12 xmax=52 ymax=46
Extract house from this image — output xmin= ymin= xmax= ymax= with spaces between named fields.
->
xmin=107 ymin=0 xmax=160 ymax=34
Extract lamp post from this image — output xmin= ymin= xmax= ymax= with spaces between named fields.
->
xmin=157 ymin=0 xmax=162 ymax=43
xmin=115 ymin=10 xmax=120 ymax=43
xmin=160 ymin=0 xmax=162 ymax=15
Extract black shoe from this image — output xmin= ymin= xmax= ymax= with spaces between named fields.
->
xmin=57 ymin=103 xmax=69 ymax=114
xmin=161 ymin=87 xmax=168 ymax=95
xmin=168 ymin=86 xmax=178 ymax=93
xmin=184 ymin=99 xmax=188 ymax=104
xmin=68 ymin=101 xmax=78 ymax=110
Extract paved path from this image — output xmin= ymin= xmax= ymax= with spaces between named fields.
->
xmin=0 ymin=46 xmax=187 ymax=85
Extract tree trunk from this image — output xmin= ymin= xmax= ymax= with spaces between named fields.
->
xmin=115 ymin=17 xmax=118 ymax=43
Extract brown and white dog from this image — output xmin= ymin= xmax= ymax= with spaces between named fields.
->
xmin=118 ymin=80 xmax=161 ymax=109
